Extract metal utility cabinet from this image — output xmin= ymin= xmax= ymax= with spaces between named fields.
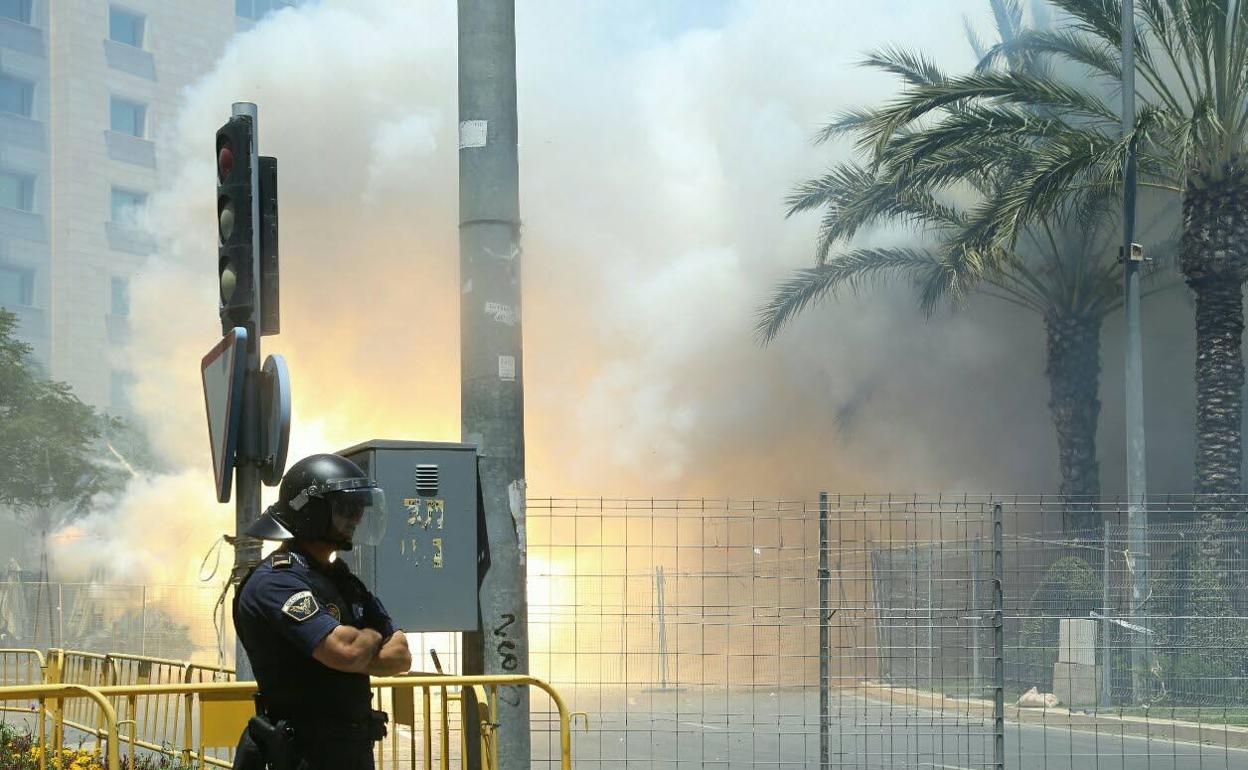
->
xmin=337 ymin=440 xmax=480 ymax=632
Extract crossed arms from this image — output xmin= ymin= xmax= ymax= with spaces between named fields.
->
xmin=313 ymin=626 xmax=412 ymax=675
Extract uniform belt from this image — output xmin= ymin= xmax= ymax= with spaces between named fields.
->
xmin=260 ymin=707 xmax=388 ymax=741
xmin=264 ymin=709 xmax=368 ymax=727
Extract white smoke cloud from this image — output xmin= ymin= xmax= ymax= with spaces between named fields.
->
xmin=60 ymin=0 xmax=1116 ymax=595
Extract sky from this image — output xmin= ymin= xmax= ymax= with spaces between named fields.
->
xmin=45 ymin=0 xmax=1204 ymax=588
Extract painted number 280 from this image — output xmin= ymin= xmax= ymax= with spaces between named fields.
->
xmin=493 ymin=613 xmax=519 ymax=671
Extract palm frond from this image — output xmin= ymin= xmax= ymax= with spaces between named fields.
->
xmin=991 ymin=0 xmax=1026 ymax=43
xmin=977 ymin=28 xmax=1123 ymax=81
xmin=1138 ymin=0 xmax=1206 ymax=109
xmin=755 ymin=249 xmax=941 ymax=343
xmin=1045 ymin=0 xmax=1125 ymax=50
xmin=786 ymin=161 xmax=967 ymax=261
xmin=811 ymin=179 xmax=968 ymax=262
xmin=1051 ymin=0 xmax=1177 ymax=92
xmin=813 ymin=108 xmax=880 ymax=145
xmin=860 ymin=45 xmax=948 ymax=87
xmin=917 ymin=242 xmax=989 ymax=314
xmin=984 ymin=130 xmax=1129 ymax=247
xmin=1030 ymin=0 xmax=1054 ymax=31
xmin=860 ymin=71 xmax=1119 ymax=160
xmin=878 ymin=104 xmax=1055 ymax=180
xmin=964 ymin=15 xmax=989 ymax=61
xmin=784 ymin=163 xmax=875 ymax=216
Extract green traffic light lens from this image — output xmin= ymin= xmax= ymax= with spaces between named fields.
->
xmin=221 ymin=265 xmax=237 ymax=302
xmin=219 ymin=199 xmax=235 ymax=242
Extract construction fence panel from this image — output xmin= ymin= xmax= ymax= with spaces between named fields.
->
xmin=6 ymin=495 xmax=1248 ymax=769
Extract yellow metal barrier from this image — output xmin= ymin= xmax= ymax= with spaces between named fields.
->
xmin=0 ymin=647 xmax=45 ymax=686
xmin=0 ymin=683 xmax=121 ymax=770
xmin=0 ymin=670 xmax=573 ymax=770
xmin=184 ymin=662 xmax=235 ymax=683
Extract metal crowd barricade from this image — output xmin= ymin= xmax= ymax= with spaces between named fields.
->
xmin=0 ymin=647 xmax=45 ymax=686
xmin=0 ymin=683 xmax=121 ymax=770
xmin=0 ymin=669 xmax=573 ymax=770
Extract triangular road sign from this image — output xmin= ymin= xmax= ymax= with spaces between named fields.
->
xmin=202 ymin=327 xmax=247 ymax=503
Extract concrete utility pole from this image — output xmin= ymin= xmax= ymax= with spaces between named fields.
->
xmin=1120 ymin=0 xmax=1150 ymax=704
xmin=457 ymin=1 xmax=531 ymax=766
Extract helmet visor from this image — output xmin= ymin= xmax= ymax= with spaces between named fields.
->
xmin=328 ymin=487 xmax=388 ymax=548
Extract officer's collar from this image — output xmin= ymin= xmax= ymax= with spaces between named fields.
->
xmin=283 ymin=542 xmax=351 ymax=576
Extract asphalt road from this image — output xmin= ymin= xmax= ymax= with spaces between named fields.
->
xmin=11 ymin=686 xmax=1248 ymax=769
xmin=528 ymin=688 xmax=1248 ymax=770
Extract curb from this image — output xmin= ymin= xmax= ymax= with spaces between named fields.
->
xmin=853 ymin=683 xmax=1248 ymax=749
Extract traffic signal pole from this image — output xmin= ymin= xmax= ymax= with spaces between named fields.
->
xmin=231 ymin=101 xmax=264 ymax=681
xmin=457 ymin=1 xmax=531 ymax=767
xmin=213 ymin=101 xmax=283 ymax=681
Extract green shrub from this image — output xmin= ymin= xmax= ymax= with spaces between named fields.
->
xmin=0 ymin=720 xmax=197 ymax=770
xmin=1150 ymin=550 xmax=1248 ymax=706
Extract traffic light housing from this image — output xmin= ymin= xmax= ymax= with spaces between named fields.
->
xmin=216 ymin=115 xmax=258 ymax=335
xmin=258 ymin=155 xmax=279 ymax=336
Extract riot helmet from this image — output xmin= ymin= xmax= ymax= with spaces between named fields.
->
xmin=246 ymin=453 xmax=388 ymax=551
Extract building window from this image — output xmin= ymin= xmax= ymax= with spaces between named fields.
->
xmin=110 ymin=187 xmax=146 ymax=226
xmin=0 ymin=264 xmax=33 ymax=306
xmin=110 ymin=276 xmax=130 ymax=317
xmin=236 ymin=0 xmax=295 ymax=21
xmin=0 ymin=0 xmax=32 ymax=24
xmin=110 ymin=97 xmax=146 ymax=138
xmin=0 ymin=74 xmax=33 ymax=117
xmin=0 ymin=170 xmax=34 ymax=211
xmin=109 ymin=6 xmax=144 ymax=48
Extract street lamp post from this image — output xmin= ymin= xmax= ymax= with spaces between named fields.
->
xmin=1120 ymin=0 xmax=1150 ymax=705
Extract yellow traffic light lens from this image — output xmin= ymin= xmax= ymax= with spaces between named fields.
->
xmin=219 ymin=200 xmax=235 ymax=241
xmin=221 ymin=265 xmax=237 ymax=302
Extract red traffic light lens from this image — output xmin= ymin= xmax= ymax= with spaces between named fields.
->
xmin=218 ymin=143 xmax=234 ymax=182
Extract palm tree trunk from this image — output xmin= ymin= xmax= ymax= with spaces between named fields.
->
xmin=1045 ymin=313 xmax=1102 ymax=532
xmin=1189 ymin=276 xmax=1245 ymax=499
xmin=1181 ymin=169 xmax=1248 ymax=504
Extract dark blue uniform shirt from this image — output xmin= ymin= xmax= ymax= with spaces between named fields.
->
xmin=233 ymin=546 xmax=396 ymax=721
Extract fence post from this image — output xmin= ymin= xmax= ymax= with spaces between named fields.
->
xmin=971 ymin=534 xmax=981 ymax=696
xmin=140 ymin=585 xmax=147 ymax=657
xmin=992 ymin=502 xmax=1004 ymax=770
xmin=1129 ymin=493 xmax=1149 ymax=703
xmin=654 ymin=566 xmax=668 ymax=689
xmin=927 ymin=545 xmax=935 ymax=684
xmin=818 ymin=492 xmax=830 ymax=770
xmin=1100 ymin=520 xmax=1112 ymax=709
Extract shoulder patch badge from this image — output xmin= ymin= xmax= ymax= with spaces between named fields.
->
xmin=281 ymin=590 xmax=319 ymax=622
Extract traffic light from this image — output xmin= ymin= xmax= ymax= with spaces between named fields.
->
xmin=258 ymin=155 xmax=279 ymax=336
xmin=216 ymin=115 xmax=258 ymax=334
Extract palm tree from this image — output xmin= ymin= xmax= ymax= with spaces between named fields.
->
xmin=759 ymin=1 xmax=1174 ymax=528
xmin=844 ymin=0 xmax=1248 ymax=500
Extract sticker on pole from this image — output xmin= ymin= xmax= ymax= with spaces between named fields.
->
xmin=202 ymin=327 xmax=247 ymax=503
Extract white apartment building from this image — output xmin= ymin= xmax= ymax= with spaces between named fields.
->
xmin=0 ymin=0 xmax=297 ymax=413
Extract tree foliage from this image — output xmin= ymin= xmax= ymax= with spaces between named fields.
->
xmin=0 ymin=309 xmax=130 ymax=531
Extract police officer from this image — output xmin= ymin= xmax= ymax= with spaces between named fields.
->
xmin=232 ymin=453 xmax=412 ymax=770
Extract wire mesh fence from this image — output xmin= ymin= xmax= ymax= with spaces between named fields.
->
xmin=6 ymin=495 xmax=1248 ymax=768
xmin=0 ymin=581 xmax=225 ymax=663
xmin=526 ymin=495 xmax=1248 ymax=770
